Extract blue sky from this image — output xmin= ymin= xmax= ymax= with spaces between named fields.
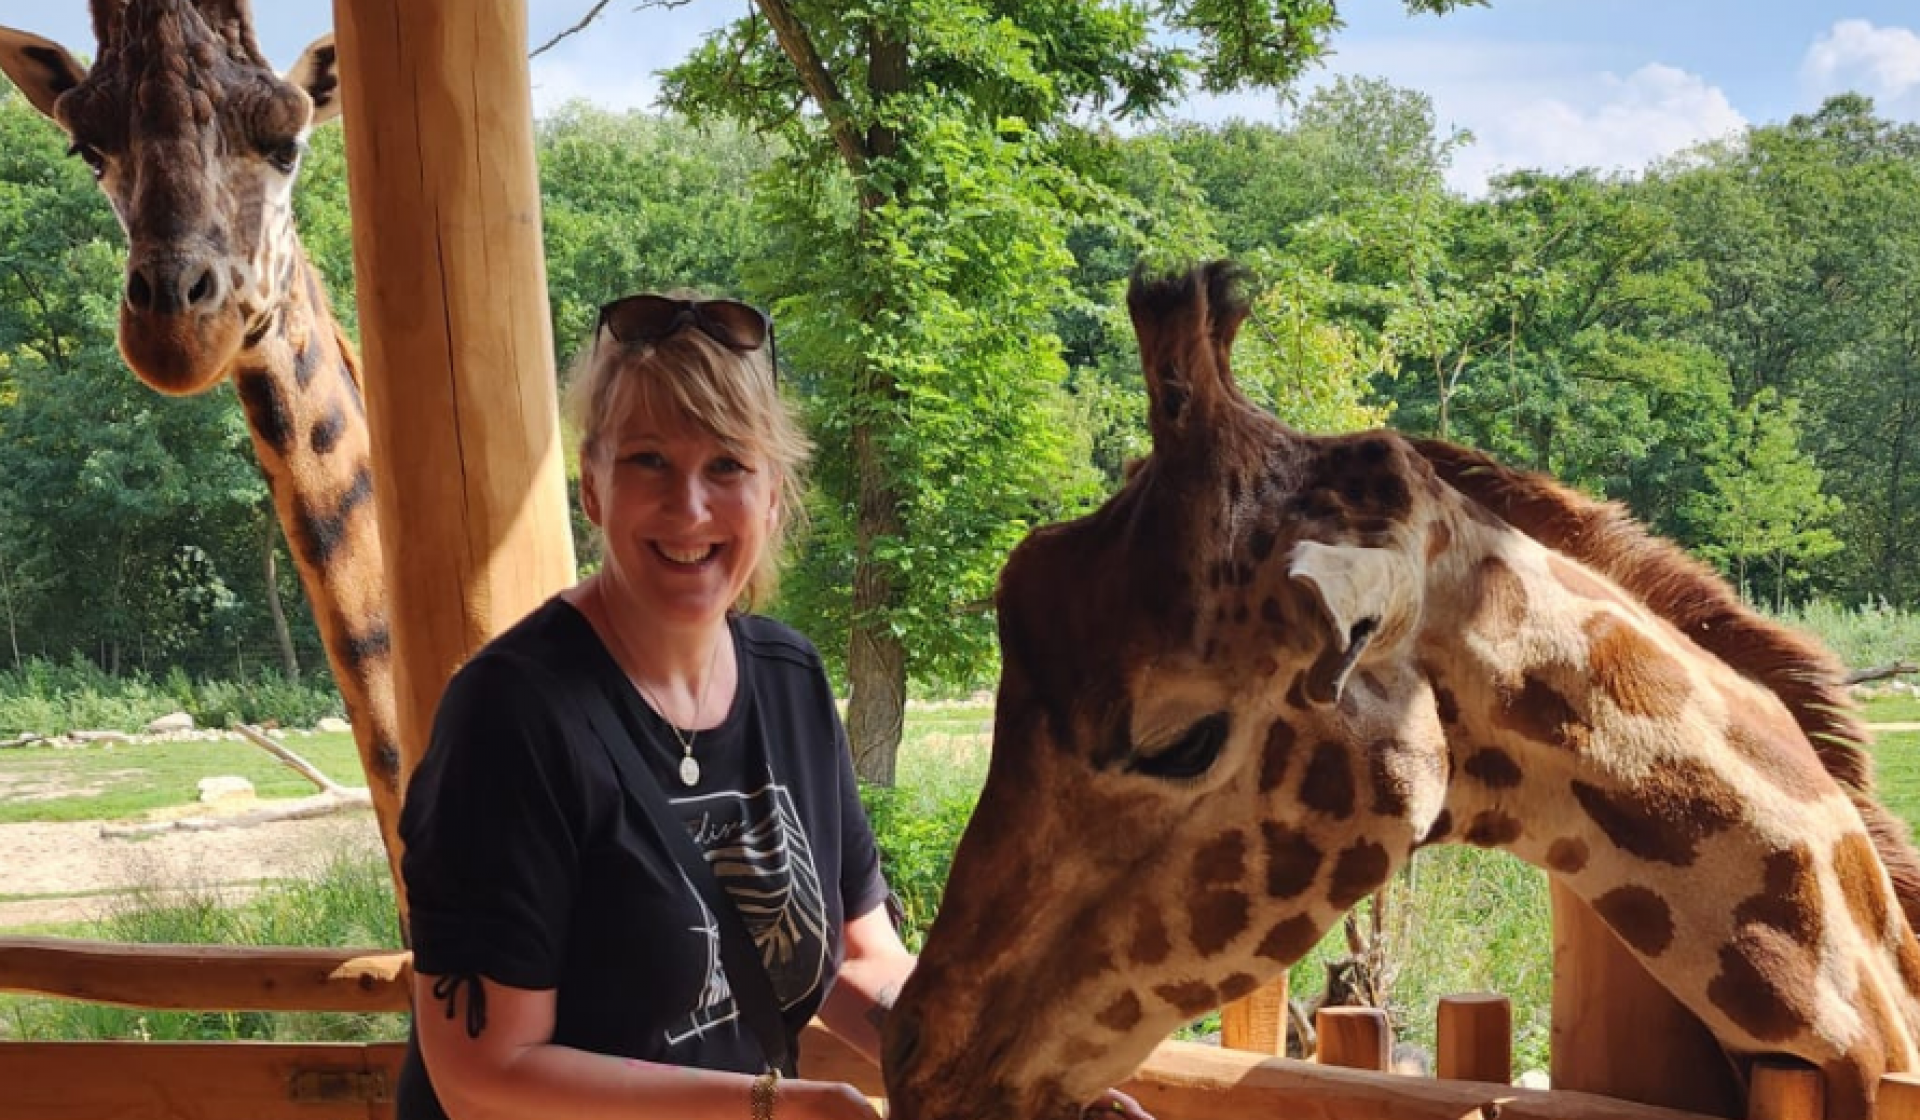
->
xmin=3 ymin=2 xmax=1917 ymax=194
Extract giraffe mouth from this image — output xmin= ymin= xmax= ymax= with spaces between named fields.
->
xmin=118 ymin=303 xmax=245 ymax=396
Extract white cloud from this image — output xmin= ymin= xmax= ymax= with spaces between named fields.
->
xmin=1446 ymin=63 xmax=1746 ymax=196
xmin=1801 ymin=19 xmax=1920 ymax=120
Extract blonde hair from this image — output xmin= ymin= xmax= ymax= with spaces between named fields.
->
xmin=563 ymin=304 xmax=811 ymax=611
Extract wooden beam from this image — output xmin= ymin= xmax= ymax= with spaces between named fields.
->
xmin=1220 ymin=974 xmax=1290 ymax=1055
xmin=0 ymin=1041 xmax=405 ymax=1119
xmin=0 ymin=938 xmax=410 ymax=1012
xmin=331 ymin=0 xmax=577 ymax=790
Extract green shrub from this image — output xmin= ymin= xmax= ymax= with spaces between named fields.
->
xmin=1774 ymin=598 xmax=1920 ymax=671
xmin=0 ymin=656 xmax=343 ymax=734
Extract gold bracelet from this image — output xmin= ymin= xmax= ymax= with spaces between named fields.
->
xmin=749 ymin=1068 xmax=780 ymax=1120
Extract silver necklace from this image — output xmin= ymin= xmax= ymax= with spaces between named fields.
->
xmin=631 ymin=634 xmax=722 ymax=787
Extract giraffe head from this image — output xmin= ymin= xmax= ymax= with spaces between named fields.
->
xmin=885 ymin=262 xmax=1455 ymax=1120
xmin=0 ymin=0 xmax=341 ymax=394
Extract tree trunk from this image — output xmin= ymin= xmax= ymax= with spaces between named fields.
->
xmin=261 ymin=509 xmax=300 ymax=680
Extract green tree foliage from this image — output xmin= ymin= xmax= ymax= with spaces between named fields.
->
xmin=1696 ymin=390 xmax=1843 ymax=611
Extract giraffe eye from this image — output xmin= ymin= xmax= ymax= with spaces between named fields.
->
xmin=262 ymin=139 xmax=304 ymax=174
xmin=66 ymin=142 xmax=105 ymax=179
xmin=1128 ymin=712 xmax=1230 ymax=781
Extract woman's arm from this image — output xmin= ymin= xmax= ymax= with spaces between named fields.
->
xmin=414 ymin=972 xmax=882 ymax=1120
xmin=815 ymin=904 xmax=917 ymax=1064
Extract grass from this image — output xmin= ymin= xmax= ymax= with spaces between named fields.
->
xmin=0 ymin=732 xmax=362 ymax=824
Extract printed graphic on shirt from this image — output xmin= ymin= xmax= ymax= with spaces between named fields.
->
xmin=665 ymin=781 xmax=825 ymax=1047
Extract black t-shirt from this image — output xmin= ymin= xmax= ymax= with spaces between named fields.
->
xmin=396 ymin=598 xmax=889 ymax=1118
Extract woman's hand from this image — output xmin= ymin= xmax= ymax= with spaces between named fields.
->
xmin=1083 ymin=1087 xmax=1155 ymax=1120
xmin=780 ymin=1078 xmax=887 ymax=1120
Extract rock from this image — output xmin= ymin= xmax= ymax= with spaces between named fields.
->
xmin=197 ymin=776 xmax=256 ymax=803
xmin=68 ymin=730 xmax=131 ymax=744
xmin=145 ymin=711 xmax=196 ymax=734
xmin=316 ymin=716 xmax=351 ymax=735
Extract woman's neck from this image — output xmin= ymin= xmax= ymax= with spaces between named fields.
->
xmin=568 ymin=577 xmax=735 ymax=728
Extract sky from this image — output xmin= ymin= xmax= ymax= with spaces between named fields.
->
xmin=2 ymin=1 xmax=1917 ymax=195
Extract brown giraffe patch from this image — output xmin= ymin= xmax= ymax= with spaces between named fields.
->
xmin=1463 ymin=748 xmax=1524 ymax=788
xmin=1898 ymin=930 xmax=1920 ymax=994
xmin=1583 ymin=613 xmax=1691 ymax=719
xmin=1495 ymin=675 xmax=1591 ymax=752
xmin=1368 ymin=742 xmax=1417 ymax=816
xmin=1463 ymin=811 xmax=1524 ymax=848
xmin=1328 ymin=841 xmax=1392 ymax=909
xmin=1735 ymin=845 xmax=1824 ymax=949
xmin=1593 ymin=885 xmax=1675 ymax=956
xmin=1189 ymin=891 xmax=1251 ymax=956
xmin=1152 ymin=980 xmax=1217 ymax=1017
xmin=1546 ymin=553 xmax=1624 ymax=605
xmin=1433 ymin=684 xmax=1461 ymax=726
xmin=1263 ymin=822 xmax=1323 ymax=899
xmin=1707 ymin=933 xmax=1816 ymax=1043
xmin=1425 ymin=519 xmax=1452 ymax=561
xmin=1193 ymin=831 xmax=1247 ymax=886
xmin=1218 ymin=973 xmax=1262 ymax=1003
xmin=1546 ymin=837 xmax=1590 ymax=874
xmin=1834 ymin=832 xmax=1893 ymax=939
xmin=1059 ymin=1038 xmax=1104 ymax=1066
xmin=1260 ymin=720 xmax=1296 ymax=792
xmin=1467 ymin=557 xmax=1530 ymax=641
xmin=1725 ymin=711 xmax=1834 ymax=803
xmin=1256 ymin=915 xmax=1322 ymax=964
xmin=1261 ymin=596 xmax=1284 ymax=627
xmin=1095 ymin=991 xmax=1143 ymax=1033
xmin=1419 ymin=809 xmax=1454 ymax=846
xmin=1570 ymin=760 xmax=1741 ymax=867
xmin=1299 ymin=743 xmax=1356 ymax=818
xmin=1130 ymin=904 xmax=1172 ymax=966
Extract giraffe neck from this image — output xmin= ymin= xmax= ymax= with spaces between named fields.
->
xmin=227 ymin=247 xmax=403 ymax=836
xmin=1421 ymin=515 xmax=1920 ymax=1109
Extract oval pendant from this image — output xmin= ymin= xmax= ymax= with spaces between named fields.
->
xmin=679 ymin=754 xmax=701 ymax=787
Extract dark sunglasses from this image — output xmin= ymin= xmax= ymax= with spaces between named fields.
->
xmin=595 ymin=294 xmax=778 ymax=379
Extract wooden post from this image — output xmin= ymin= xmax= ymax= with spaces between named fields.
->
xmin=1747 ymin=1060 xmax=1822 ymax=1120
xmin=1550 ymin=882 xmax=1742 ymax=1115
xmin=1436 ymin=992 xmax=1512 ymax=1084
xmin=1220 ymin=975 xmax=1290 ymax=1056
xmin=1315 ymin=1007 xmax=1390 ymax=1072
xmin=1880 ymin=1074 xmax=1920 ymax=1120
xmin=330 ymin=0 xmax=577 ymax=796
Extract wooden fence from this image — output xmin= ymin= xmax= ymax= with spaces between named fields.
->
xmin=9 ymin=936 xmax=1920 ymax=1120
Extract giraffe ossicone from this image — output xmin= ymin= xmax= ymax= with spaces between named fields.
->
xmin=884 ymin=260 xmax=1920 ymax=1120
xmin=0 ymin=1 xmax=405 ymax=886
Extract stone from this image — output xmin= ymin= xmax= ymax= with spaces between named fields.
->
xmin=146 ymin=711 xmax=196 ymax=734
xmin=316 ymin=717 xmax=351 ymax=734
xmin=197 ymin=776 xmax=255 ymax=803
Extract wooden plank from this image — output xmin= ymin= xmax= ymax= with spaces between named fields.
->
xmin=1317 ymin=1007 xmax=1391 ymax=1071
xmin=1747 ymin=1060 xmax=1822 ymax=1120
xmin=0 ymin=938 xmax=410 ymax=1012
xmin=0 ymin=1041 xmax=404 ymax=1120
xmin=1219 ymin=974 xmax=1290 ymax=1055
xmin=1436 ymin=991 xmax=1512 ymax=1084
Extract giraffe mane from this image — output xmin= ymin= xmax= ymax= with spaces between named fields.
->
xmin=1411 ymin=436 xmax=1920 ymax=930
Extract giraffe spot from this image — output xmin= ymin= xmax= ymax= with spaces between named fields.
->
xmin=1250 ymin=527 xmax=1277 ymax=562
xmin=1369 ymin=742 xmax=1418 ymax=816
xmin=1898 ymin=931 xmax=1920 ymax=994
xmin=1546 ymin=554 xmax=1623 ymax=604
xmin=1260 ymin=721 xmax=1297 ymax=793
xmin=234 ymin=367 xmax=294 ymax=455
xmin=371 ymin=735 xmax=402 ymax=787
xmin=1419 ymin=810 xmax=1454 ymax=847
xmin=1095 ymin=991 xmax=1143 ymax=1033
xmin=1496 ymin=675 xmax=1591 ymax=753
xmin=297 ymin=465 xmax=377 ymax=567
xmin=1463 ymin=748 xmax=1524 ymax=789
xmin=1218 ymin=973 xmax=1262 ymax=1003
xmin=1463 ymin=811 xmax=1523 ymax=848
xmin=1736 ymin=845 xmax=1823 ymax=949
xmin=1834 ymin=832 xmax=1893 ymax=940
xmin=1255 ymin=655 xmax=1279 ymax=678
xmin=1300 ymin=744 xmax=1355 ymax=819
xmin=1190 ymin=891 xmax=1251 ymax=956
xmin=292 ymin=329 xmax=327 ymax=389
xmin=1193 ymin=831 xmax=1247 ymax=887
xmin=1706 ymin=933 xmax=1816 ymax=1044
xmin=1725 ymin=710 xmax=1833 ymax=802
xmin=1434 ymin=686 xmax=1461 ymax=726
xmin=1130 ymin=903 xmax=1172 ymax=966
xmin=1583 ymin=613 xmax=1691 ymax=719
xmin=1262 ymin=822 xmax=1323 ymax=899
xmin=1467 ymin=557 xmax=1530 ymax=642
xmin=1152 ymin=980 xmax=1216 ymax=1016
xmin=1358 ymin=672 xmax=1389 ymax=700
xmin=1328 ymin=841 xmax=1391 ymax=909
xmin=1570 ymin=760 xmax=1741 ymax=867
xmin=344 ymin=623 xmax=393 ymax=667
xmin=1593 ymin=885 xmax=1675 ymax=957
xmin=1546 ymin=837 xmax=1590 ymax=874
xmin=1256 ymin=915 xmax=1321 ymax=964
xmin=1261 ymin=597 xmax=1284 ymax=626
xmin=1425 ymin=520 xmax=1453 ymax=561
xmin=310 ymin=407 xmax=348 ymax=456
xmin=1060 ymin=1038 xmax=1103 ymax=1065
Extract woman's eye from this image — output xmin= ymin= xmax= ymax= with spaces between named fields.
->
xmin=711 ymin=457 xmax=749 ymax=476
xmin=621 ymin=451 xmax=667 ymax=469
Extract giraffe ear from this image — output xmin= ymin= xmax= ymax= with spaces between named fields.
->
xmin=286 ymin=34 xmax=341 ymax=127
xmin=1288 ymin=541 xmax=1416 ymax=703
xmin=0 ymin=27 xmax=88 ymax=122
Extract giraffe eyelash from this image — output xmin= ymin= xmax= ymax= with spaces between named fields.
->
xmin=1127 ymin=712 xmax=1231 ymax=781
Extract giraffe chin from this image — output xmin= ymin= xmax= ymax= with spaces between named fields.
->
xmin=117 ymin=306 xmax=245 ymax=396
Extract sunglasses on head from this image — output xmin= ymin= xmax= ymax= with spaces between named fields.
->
xmin=595 ymin=294 xmax=778 ymax=378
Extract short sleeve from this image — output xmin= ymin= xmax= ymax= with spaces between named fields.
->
xmin=830 ymin=703 xmax=890 ymax=922
xmin=401 ymin=653 xmax=585 ymax=990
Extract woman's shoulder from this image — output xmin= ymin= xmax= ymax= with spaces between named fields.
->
xmin=734 ymin=613 xmax=826 ymax=673
xmin=457 ymin=596 xmax=596 ymax=682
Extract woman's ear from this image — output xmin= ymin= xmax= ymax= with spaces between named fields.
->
xmin=580 ymin=454 xmax=605 ymax=528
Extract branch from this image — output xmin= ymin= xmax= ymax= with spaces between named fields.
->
xmin=754 ymin=0 xmax=870 ymax=178
xmin=233 ymin=723 xmax=359 ymax=797
xmin=1845 ymin=661 xmax=1919 ymax=685
xmin=532 ymin=0 xmax=698 ymax=59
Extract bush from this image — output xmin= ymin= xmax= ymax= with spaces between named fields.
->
xmin=0 ymin=656 xmax=343 ymax=735
xmin=1775 ymin=598 xmax=1920 ymax=671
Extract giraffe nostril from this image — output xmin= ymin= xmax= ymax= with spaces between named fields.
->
xmin=126 ymin=269 xmax=154 ymax=313
xmin=184 ymin=267 xmax=216 ymax=308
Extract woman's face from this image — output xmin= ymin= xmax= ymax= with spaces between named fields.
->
xmin=582 ymin=402 xmax=777 ymax=630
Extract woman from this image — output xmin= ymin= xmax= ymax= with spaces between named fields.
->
xmin=396 ymin=291 xmax=1150 ymax=1120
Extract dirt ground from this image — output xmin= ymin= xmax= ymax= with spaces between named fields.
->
xmin=0 ymin=811 xmax=384 ymax=929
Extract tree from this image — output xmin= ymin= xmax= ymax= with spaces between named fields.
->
xmin=1696 ymin=390 xmax=1842 ymax=610
xmin=659 ymin=1 xmax=1483 ymax=782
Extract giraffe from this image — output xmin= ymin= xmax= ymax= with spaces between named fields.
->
xmin=882 ymin=261 xmax=1920 ymax=1120
xmin=0 ymin=1 xmax=405 ymax=891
